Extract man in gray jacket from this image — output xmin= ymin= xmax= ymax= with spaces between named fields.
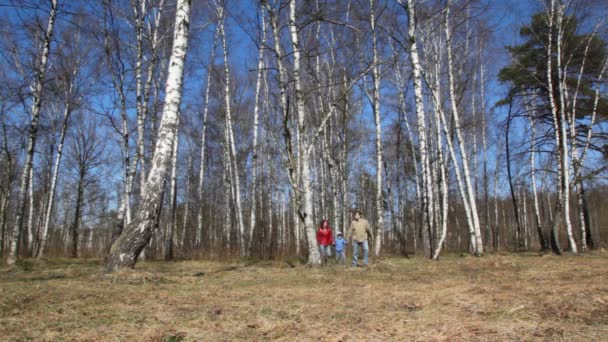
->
xmin=346 ymin=210 xmax=374 ymax=267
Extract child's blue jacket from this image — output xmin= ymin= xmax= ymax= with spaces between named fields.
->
xmin=335 ymin=237 xmax=346 ymax=252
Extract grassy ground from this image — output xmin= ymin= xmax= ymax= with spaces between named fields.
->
xmin=1 ymin=252 xmax=608 ymax=341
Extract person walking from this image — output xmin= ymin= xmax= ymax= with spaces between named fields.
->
xmin=334 ymin=232 xmax=347 ymax=264
xmin=347 ymin=210 xmax=373 ymax=267
xmin=316 ymin=220 xmax=334 ymax=263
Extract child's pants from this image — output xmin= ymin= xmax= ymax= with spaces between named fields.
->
xmin=335 ymin=250 xmax=346 ymax=264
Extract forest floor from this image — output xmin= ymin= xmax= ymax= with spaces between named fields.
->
xmin=1 ymin=251 xmax=608 ymax=341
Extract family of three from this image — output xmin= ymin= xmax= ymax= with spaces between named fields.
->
xmin=316 ymin=210 xmax=374 ymax=267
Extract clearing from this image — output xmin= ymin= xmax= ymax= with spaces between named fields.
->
xmin=1 ymin=252 xmax=607 ymax=341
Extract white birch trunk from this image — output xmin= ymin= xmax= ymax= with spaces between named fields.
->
xmin=430 ymin=64 xmax=449 ymax=260
xmin=26 ymin=164 xmax=35 ymax=256
xmin=105 ymin=0 xmax=191 ymax=272
xmin=181 ymin=149 xmax=191 ymax=250
xmin=217 ymin=4 xmax=246 ymax=257
xmin=37 ymin=100 xmax=72 ymax=259
xmin=529 ymin=114 xmax=546 ymax=251
xmin=7 ymin=0 xmax=57 ymax=265
xmin=165 ymin=115 xmax=180 ymax=261
xmin=554 ymin=3 xmax=577 ymax=253
xmin=369 ymin=0 xmax=384 ymax=257
xmin=445 ymin=0 xmax=483 ymax=255
xmin=248 ymin=12 xmax=266 ymax=255
xmin=546 ymin=0 xmax=564 ymax=254
xmin=289 ymin=0 xmax=321 ymax=265
xmin=402 ymin=0 xmax=433 ymax=257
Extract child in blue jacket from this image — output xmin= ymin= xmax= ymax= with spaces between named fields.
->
xmin=334 ymin=232 xmax=347 ymax=264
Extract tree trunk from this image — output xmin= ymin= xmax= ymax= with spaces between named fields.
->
xmin=528 ymin=114 xmax=548 ymax=251
xmin=104 ymin=0 xmax=191 ymax=272
xmin=505 ymin=101 xmax=523 ymax=249
xmin=217 ymin=3 xmax=246 ymax=257
xmin=71 ymin=171 xmax=85 ymax=258
xmin=197 ymin=27 xmax=219 ymax=249
xmin=289 ymin=0 xmax=321 ymax=265
xmin=165 ymin=115 xmax=180 ymax=261
xmin=248 ymin=11 xmax=266 ymax=255
xmin=369 ymin=0 xmax=384 ymax=257
xmin=554 ymin=4 xmax=577 ymax=254
xmin=546 ymin=0 xmax=566 ymax=255
xmin=37 ymin=101 xmax=72 ymax=259
xmin=7 ymin=0 xmax=58 ymax=265
xmin=402 ymin=0 xmax=432 ymax=258
xmin=445 ymin=0 xmax=482 ymax=255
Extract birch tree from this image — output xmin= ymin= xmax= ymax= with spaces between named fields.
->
xmin=369 ymin=0 xmax=384 ymax=257
xmin=7 ymin=0 xmax=58 ymax=265
xmin=105 ymin=0 xmax=191 ymax=272
xmin=217 ymin=0 xmax=246 ymax=256
xmin=445 ymin=0 xmax=483 ymax=255
xmin=399 ymin=0 xmax=433 ymax=257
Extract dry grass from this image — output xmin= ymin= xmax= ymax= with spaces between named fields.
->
xmin=1 ymin=251 xmax=608 ymax=341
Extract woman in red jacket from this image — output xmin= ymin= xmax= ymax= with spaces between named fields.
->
xmin=316 ymin=220 xmax=334 ymax=263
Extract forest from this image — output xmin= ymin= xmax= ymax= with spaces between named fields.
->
xmin=1 ymin=0 xmax=608 ymax=339
xmin=1 ymin=0 xmax=606 ymax=267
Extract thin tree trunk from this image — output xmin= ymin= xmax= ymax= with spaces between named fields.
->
xmin=197 ymin=27 xmax=219 ymax=249
xmin=7 ymin=0 xmax=57 ymax=265
xmin=248 ymin=11 xmax=266 ymax=255
xmin=37 ymin=101 xmax=72 ymax=259
xmin=217 ymin=3 xmax=246 ymax=257
xmin=528 ymin=114 xmax=548 ymax=251
xmin=506 ymin=101 xmax=523 ymax=249
xmin=369 ymin=0 xmax=384 ymax=257
xmin=181 ymin=148 xmax=191 ymax=253
xmin=71 ymin=172 xmax=85 ymax=258
xmin=104 ymin=0 xmax=191 ymax=272
xmin=546 ymin=0 xmax=565 ymax=255
xmin=445 ymin=0 xmax=482 ymax=255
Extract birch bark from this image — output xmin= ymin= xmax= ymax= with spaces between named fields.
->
xmin=105 ymin=0 xmax=191 ymax=272
xmin=445 ymin=0 xmax=483 ymax=255
xmin=7 ymin=0 xmax=58 ymax=265
xmin=217 ymin=2 xmax=246 ymax=256
xmin=369 ymin=0 xmax=384 ymax=257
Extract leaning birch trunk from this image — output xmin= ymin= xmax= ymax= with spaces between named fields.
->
xmin=554 ymin=4 xmax=577 ymax=254
xmin=165 ymin=115 xmax=180 ymax=261
xmin=369 ymin=0 xmax=384 ymax=257
xmin=218 ymin=4 xmax=246 ymax=257
xmin=37 ymin=101 xmax=72 ymax=259
xmin=7 ymin=0 xmax=57 ymax=265
xmin=445 ymin=0 xmax=482 ymax=255
xmin=402 ymin=0 xmax=432 ymax=257
xmin=248 ymin=11 xmax=266 ymax=255
xmin=289 ymin=0 xmax=321 ymax=265
xmin=104 ymin=0 xmax=191 ymax=272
